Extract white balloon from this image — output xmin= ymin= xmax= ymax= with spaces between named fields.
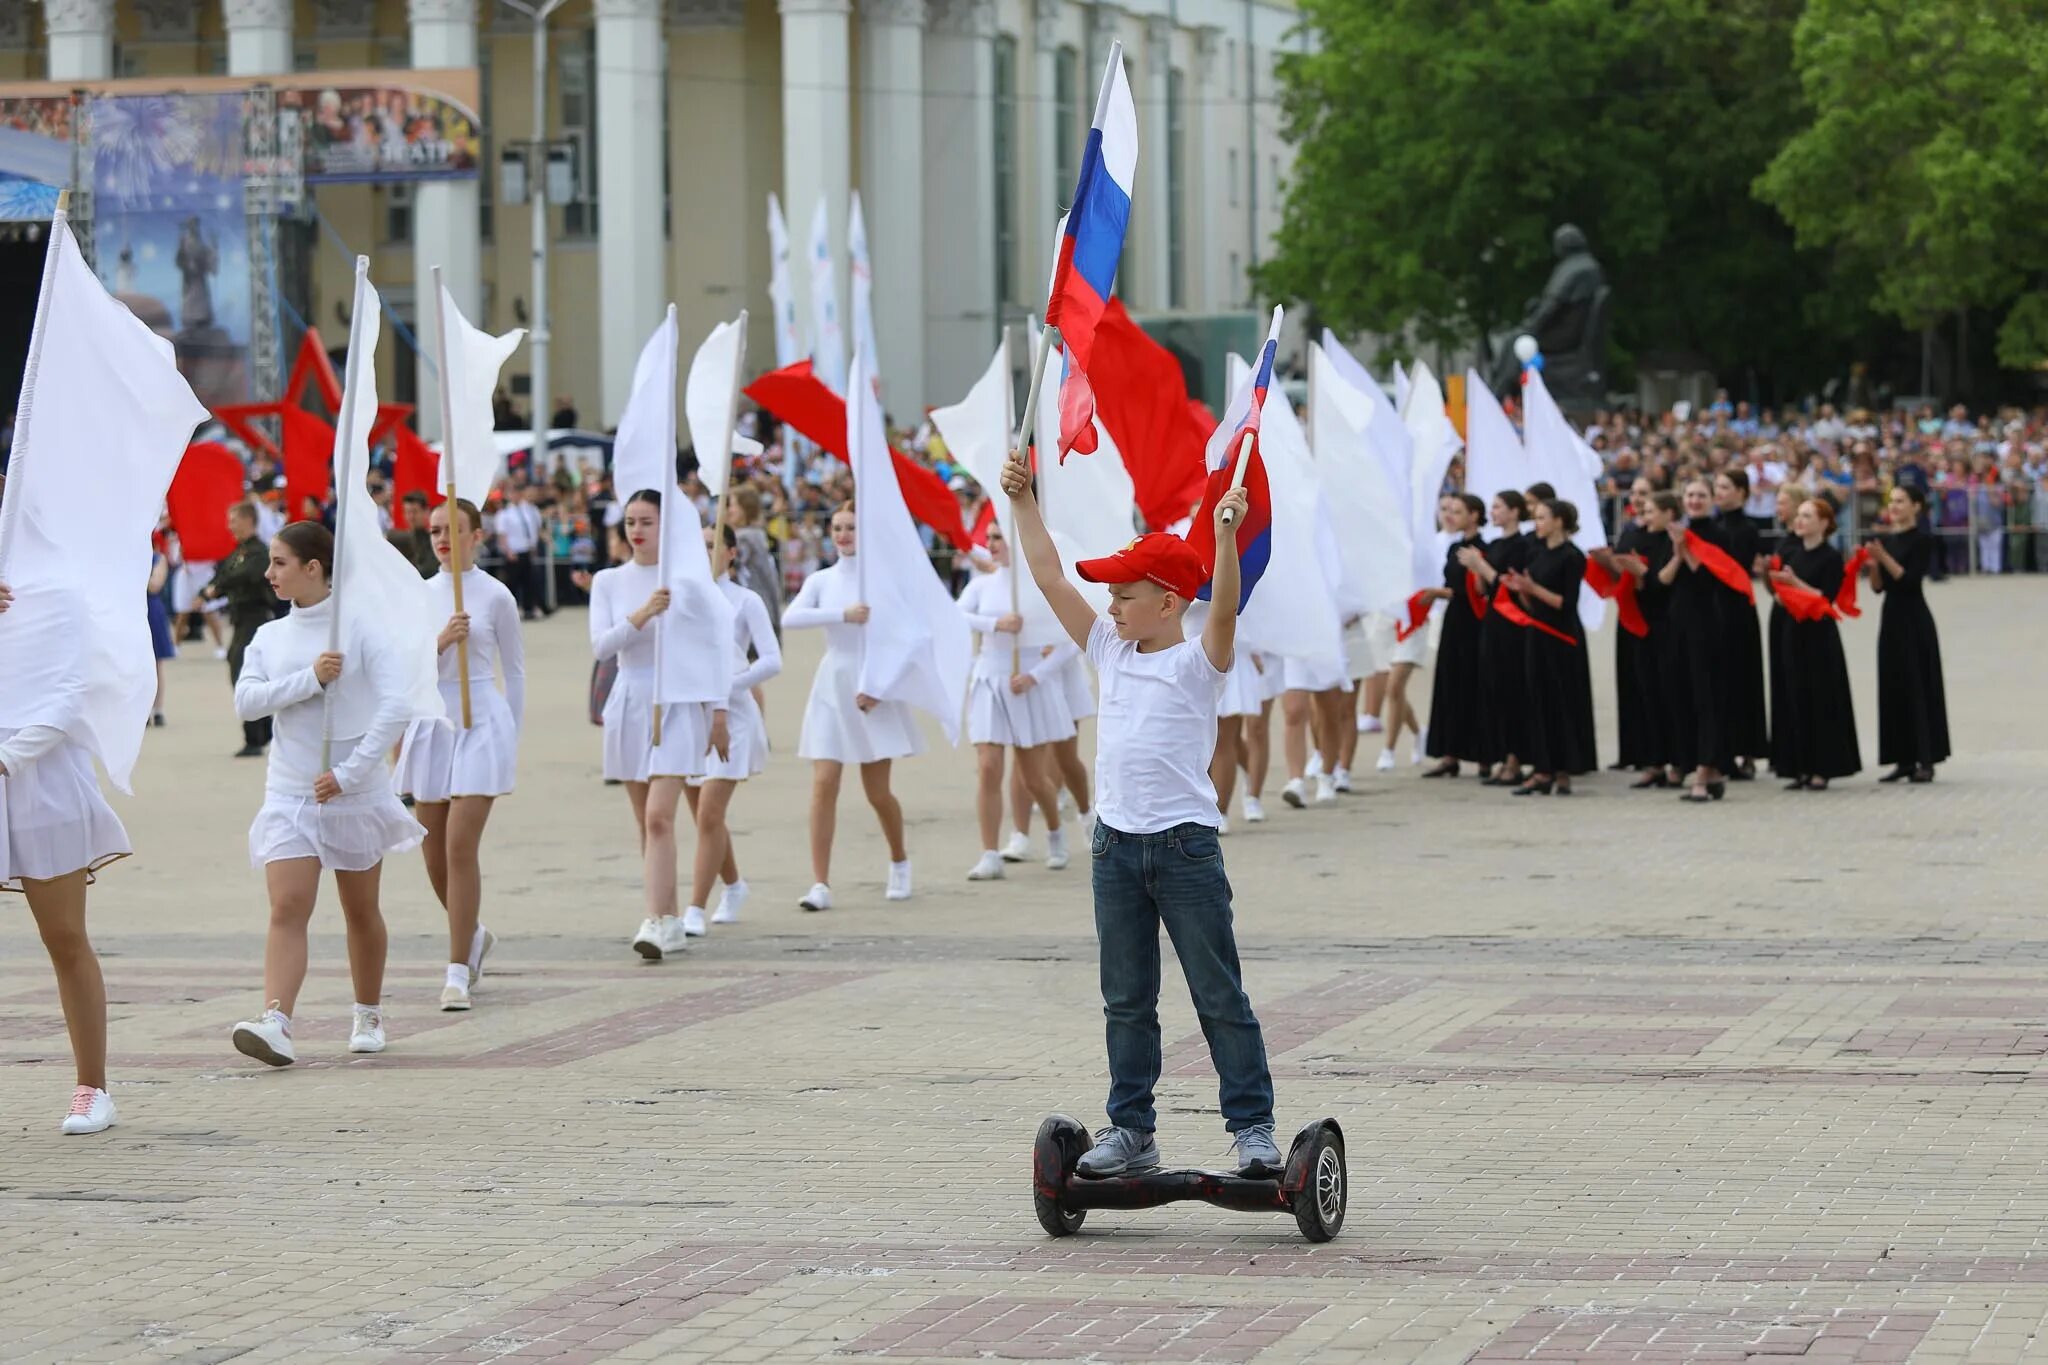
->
xmin=1513 ymin=334 xmax=1539 ymax=363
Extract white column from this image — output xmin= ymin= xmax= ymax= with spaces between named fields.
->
xmin=409 ymin=0 xmax=482 ymax=440
xmin=858 ymin=0 xmax=926 ymax=414
xmin=595 ymin=0 xmax=667 ymax=426
xmin=1139 ymin=15 xmax=1171 ymax=312
xmin=1191 ymin=26 xmax=1223 ymax=311
xmin=780 ymin=0 xmax=852 ymax=382
xmin=42 ymin=0 xmax=114 ymax=81
xmin=669 ymin=0 xmax=749 ymax=362
xmin=1027 ymin=0 xmax=1061 ymax=291
xmin=223 ymin=0 xmax=294 ymax=76
xmin=922 ymin=0 xmax=995 ymax=407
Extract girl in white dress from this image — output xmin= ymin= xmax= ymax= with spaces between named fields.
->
xmin=0 ymin=581 xmax=132 ymax=1133
xmin=780 ymin=502 xmax=916 ymax=911
xmin=588 ymin=490 xmax=730 ymax=961
xmin=678 ymin=523 xmax=783 ymax=937
xmin=391 ymin=498 xmax=524 ymax=1010
xmin=957 ymin=526 xmax=1074 ymax=880
xmin=229 ymin=522 xmax=427 ymax=1066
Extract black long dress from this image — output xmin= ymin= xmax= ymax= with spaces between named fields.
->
xmin=1777 ymin=540 xmax=1862 ymax=780
xmin=1716 ymin=508 xmax=1770 ymax=762
xmin=1520 ymin=539 xmax=1597 ymax=775
xmin=1670 ymin=518 xmax=1733 ymax=774
xmin=1611 ymin=522 xmax=1655 ymax=768
xmin=1874 ymin=525 xmax=1951 ymax=769
xmin=1479 ymin=530 xmax=1534 ymax=765
xmin=1631 ymin=533 xmax=1681 ymax=771
xmin=1765 ymin=530 xmax=1799 ymax=777
xmin=1426 ymin=533 xmax=1490 ymax=762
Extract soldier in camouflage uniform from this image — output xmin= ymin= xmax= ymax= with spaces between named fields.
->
xmin=203 ymin=503 xmax=280 ymax=757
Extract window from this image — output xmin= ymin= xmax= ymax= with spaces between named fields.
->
xmin=559 ymin=30 xmax=599 ymax=238
xmin=377 ymin=36 xmax=407 ymax=69
xmin=1053 ymin=46 xmax=1080 ymax=202
xmin=384 ymin=183 xmax=414 ymax=245
xmin=478 ymin=38 xmax=494 ymax=241
xmin=993 ymin=35 xmax=1020 ymax=305
xmin=1229 ymin=251 xmax=1241 ymax=305
xmin=1226 ymin=39 xmax=1237 ymax=97
xmin=1228 ymin=148 xmax=1239 ymax=207
xmin=1166 ymin=68 xmax=1186 ymax=310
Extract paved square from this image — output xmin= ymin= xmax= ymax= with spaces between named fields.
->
xmin=2 ymin=581 xmax=2042 ymax=1363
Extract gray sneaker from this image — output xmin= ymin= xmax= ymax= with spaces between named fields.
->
xmin=1229 ymin=1123 xmax=1283 ymax=1177
xmin=1076 ymin=1125 xmax=1160 ymax=1178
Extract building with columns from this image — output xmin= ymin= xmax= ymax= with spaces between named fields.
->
xmin=12 ymin=0 xmax=1305 ymax=428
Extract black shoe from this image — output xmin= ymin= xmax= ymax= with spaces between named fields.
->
xmin=234 ymin=744 xmax=265 ymax=758
xmin=1707 ymin=781 xmax=1727 ymax=800
xmin=1909 ymin=766 xmax=1934 ymax=784
xmin=1632 ymin=772 xmax=1670 ymax=790
xmin=1730 ymin=765 xmax=1756 ymax=782
xmin=1805 ymin=778 xmax=1830 ymax=792
xmin=1879 ymin=766 xmax=1911 ymax=784
xmin=1423 ymin=762 xmax=1458 ymax=778
xmin=1512 ymin=777 xmax=1554 ymax=797
xmin=1680 ymin=790 xmax=1714 ymax=803
xmin=1783 ymin=778 xmax=1807 ymax=792
xmin=151 ymin=713 xmax=165 ymax=728
xmin=1607 ymin=761 xmax=1631 ymax=772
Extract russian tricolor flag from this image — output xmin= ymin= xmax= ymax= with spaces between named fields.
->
xmin=1045 ymin=42 xmax=1137 ymax=461
xmin=1187 ymin=307 xmax=1280 ymax=610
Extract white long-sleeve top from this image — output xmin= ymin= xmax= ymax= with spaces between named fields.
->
xmin=430 ymin=568 xmax=526 ymax=728
xmin=234 ymin=597 xmax=416 ymax=796
xmin=589 ymin=560 xmax=663 ymax=674
xmin=717 ymin=576 xmax=781 ymax=699
xmin=0 ymin=724 xmax=65 ymax=774
xmin=956 ymin=568 xmax=1078 ymax=685
xmin=780 ymin=558 xmax=863 ymax=657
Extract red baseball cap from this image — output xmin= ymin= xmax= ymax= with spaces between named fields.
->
xmin=1076 ymin=533 xmax=1208 ymax=601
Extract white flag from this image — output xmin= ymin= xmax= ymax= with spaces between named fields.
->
xmin=1400 ymin=360 xmax=1463 ymax=595
xmin=335 ymin=268 xmax=446 ymax=730
xmin=850 ymin=340 xmax=970 ymax=741
xmin=1462 ymin=367 xmax=1530 ymax=521
xmin=848 ymin=190 xmax=880 ymax=383
xmin=685 ymin=314 xmax=746 ymax=498
xmin=1309 ymin=342 xmax=1412 ymax=619
xmin=808 ymin=196 xmax=846 ymax=396
xmin=767 ymin=193 xmax=805 ymax=369
xmin=1521 ymin=367 xmax=1610 ymax=633
xmin=435 ymin=281 xmax=525 ymax=503
xmin=612 ymin=309 xmax=735 ymax=705
xmin=0 ymin=214 xmax=206 ymax=792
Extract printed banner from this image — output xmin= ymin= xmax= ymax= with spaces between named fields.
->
xmin=279 ymin=81 xmax=480 ymax=183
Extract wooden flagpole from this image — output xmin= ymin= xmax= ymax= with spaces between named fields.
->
xmin=430 ymin=266 xmax=473 ymax=728
xmin=652 ymin=304 xmax=678 ymax=748
xmin=1001 ymin=327 xmax=1022 ymax=676
xmin=322 ymin=256 xmax=372 ymax=773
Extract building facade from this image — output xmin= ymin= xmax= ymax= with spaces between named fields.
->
xmin=14 ymin=0 xmax=1303 ymax=428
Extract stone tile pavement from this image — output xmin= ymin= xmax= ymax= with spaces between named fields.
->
xmin=3 ymin=579 xmax=2045 ymax=1362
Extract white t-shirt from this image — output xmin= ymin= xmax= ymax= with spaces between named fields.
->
xmin=1087 ymin=618 xmax=1227 ymax=835
xmin=496 ymin=502 xmax=542 ymax=555
xmin=1743 ymin=461 xmax=1785 ymax=519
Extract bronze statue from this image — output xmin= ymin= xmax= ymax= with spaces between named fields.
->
xmin=1490 ymin=224 xmax=1611 ymax=407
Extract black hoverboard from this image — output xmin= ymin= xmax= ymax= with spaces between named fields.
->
xmin=1031 ymin=1114 xmax=1347 ymax=1242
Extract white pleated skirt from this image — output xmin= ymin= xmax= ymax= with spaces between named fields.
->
xmin=1368 ymin=613 xmax=1429 ymax=669
xmin=1218 ymin=650 xmax=1275 ymax=718
xmin=392 ymin=682 xmax=518 ymax=801
xmin=690 ymin=689 xmax=768 ymax=784
xmin=797 ymin=650 xmax=924 ymax=765
xmin=1057 ymin=653 xmax=1097 ymax=721
xmin=967 ymin=673 xmax=1078 ymax=748
xmin=1283 ymin=653 xmax=1352 ymax=694
xmin=248 ymin=787 xmax=425 ymax=872
xmin=0 ymin=740 xmax=131 ymax=891
xmin=601 ymin=669 xmax=720 ymax=782
xmin=1343 ymin=618 xmax=1376 ymax=679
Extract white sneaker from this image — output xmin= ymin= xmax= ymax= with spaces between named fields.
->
xmin=1282 ymin=778 xmax=1308 ymax=809
xmin=1046 ymin=829 xmax=1070 ymax=870
xmin=440 ymin=966 xmax=472 ymax=1012
xmin=681 ymin=905 xmax=708 ymax=937
xmin=212 ymin=646 xmax=228 ymax=661
xmin=632 ymin=916 xmax=664 ymax=959
xmin=967 ymin=850 xmax=1006 ymax=881
xmin=1358 ymin=714 xmax=1383 ymax=734
xmin=1217 ymin=815 xmax=1232 ymax=836
xmin=61 ymin=1085 xmax=116 ymax=1136
xmin=1305 ymin=751 xmax=1324 ymax=780
xmin=1413 ymin=727 xmax=1428 ymax=764
xmin=1000 ymin=832 xmax=1031 ymax=862
xmin=468 ymin=925 xmax=496 ymax=982
xmin=885 ymin=860 xmax=914 ymax=901
xmin=711 ymin=879 xmax=748 ymax=924
xmin=1075 ymin=809 xmax=1096 ymax=839
xmin=349 ymin=1005 xmax=386 ymax=1054
xmin=800 ymin=882 xmax=832 ymax=912
xmin=1375 ymin=749 xmax=1397 ymax=773
xmin=1244 ymin=796 xmax=1266 ymax=823
xmin=1333 ymin=767 xmax=1353 ymax=793
xmin=231 ymin=1005 xmax=295 ymax=1067
xmin=1314 ymin=773 xmax=1338 ymax=805
xmin=656 ymin=915 xmax=690 ymax=956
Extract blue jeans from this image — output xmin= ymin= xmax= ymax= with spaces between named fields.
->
xmin=1091 ymin=820 xmax=1275 ymax=1134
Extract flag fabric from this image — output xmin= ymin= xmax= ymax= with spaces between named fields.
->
xmin=1044 ymin=45 xmax=1138 ymax=458
xmin=1400 ymin=361 xmax=1464 ymax=593
xmin=1032 ymin=322 xmax=1140 ymax=612
xmin=167 ymin=441 xmax=247 ymax=562
xmin=1685 ymin=529 xmax=1756 ymax=604
xmin=807 ymin=197 xmax=846 ymax=396
xmin=1520 ymin=367 xmax=1609 ymax=632
xmin=1393 ymin=361 xmax=1412 ymax=411
xmin=0 ymin=212 xmax=207 ymax=792
xmin=390 ymin=423 xmax=441 ymax=508
xmin=1309 ymin=343 xmax=1411 ymax=620
xmin=332 ymin=270 xmax=447 ymax=732
xmin=612 ymin=310 xmax=735 ymax=707
xmin=1462 ymin=365 xmax=1530 ymax=515
xmin=435 ymin=281 xmax=525 ymax=503
xmin=1087 ymin=299 xmax=1210 ymax=530
xmin=1322 ymin=333 xmax=1419 ymax=620
xmin=684 ymin=314 xmax=746 ymax=498
xmin=848 ymin=191 xmax=880 ymax=383
xmin=1185 ymin=307 xmax=1279 ymax=611
xmin=848 ymin=341 xmax=971 ymax=742
xmin=767 ymin=193 xmax=805 ymax=368
xmin=744 ymin=361 xmax=973 ymax=552
xmin=1837 ymin=545 xmax=1871 ymax=616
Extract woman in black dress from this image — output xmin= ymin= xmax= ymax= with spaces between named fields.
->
xmin=1423 ymin=493 xmax=1489 ymax=777
xmin=1765 ymin=497 xmax=1861 ymax=789
xmin=1609 ymin=478 xmax=1656 ymax=773
xmin=1621 ymin=490 xmax=1684 ymax=789
xmin=1502 ymin=498 xmax=1596 ymax=794
xmin=1668 ymin=478 xmax=1734 ymax=803
xmin=1868 ymin=484 xmax=1950 ymax=783
xmin=1764 ymin=481 xmax=1807 ymax=780
xmin=1714 ymin=469 xmax=1769 ymax=779
xmin=1464 ymin=490 xmax=1533 ymax=787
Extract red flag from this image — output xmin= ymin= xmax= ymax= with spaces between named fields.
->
xmin=1836 ymin=545 xmax=1871 ymax=617
xmin=1464 ymin=570 xmax=1488 ymax=619
xmin=1087 ymin=300 xmax=1209 ymax=530
xmin=969 ymin=497 xmax=996 ymax=548
xmin=1394 ymin=589 xmax=1432 ymax=641
xmin=1056 ymin=362 xmax=1099 ymax=459
xmin=280 ymin=405 xmax=337 ymax=515
xmin=1584 ymin=556 xmax=1647 ymax=637
xmin=746 ymin=361 xmax=972 ymax=553
xmin=166 ymin=442 xmax=246 ymax=561
xmin=1685 ymin=530 xmax=1755 ymax=602
xmin=391 ymin=424 xmax=445 ymax=508
xmin=1492 ymin=584 xmax=1579 ymax=645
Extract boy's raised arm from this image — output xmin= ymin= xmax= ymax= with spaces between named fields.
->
xmin=1000 ymin=448 xmax=1097 ymax=651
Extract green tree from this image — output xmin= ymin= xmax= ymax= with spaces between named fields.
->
xmin=1757 ymin=0 xmax=2048 ymax=374
xmin=1261 ymin=0 xmax=1853 ymax=390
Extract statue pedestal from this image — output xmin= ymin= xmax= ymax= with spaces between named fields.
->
xmin=175 ymin=326 xmax=249 ymax=410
